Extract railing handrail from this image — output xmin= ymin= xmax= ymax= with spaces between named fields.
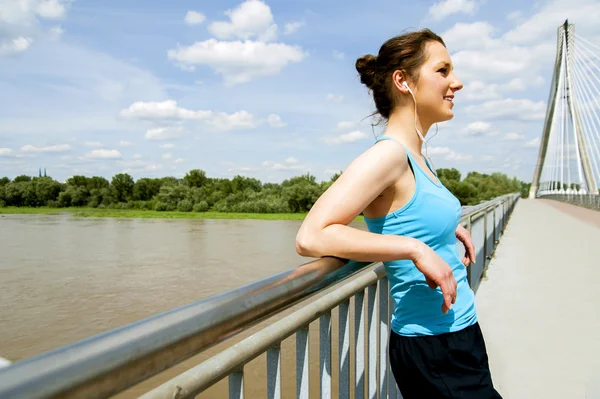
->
xmin=0 ymin=193 xmax=520 ymax=399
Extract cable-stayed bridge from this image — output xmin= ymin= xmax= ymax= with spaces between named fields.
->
xmin=531 ymin=20 xmax=600 ymax=204
xmin=0 ymin=20 xmax=599 ymax=399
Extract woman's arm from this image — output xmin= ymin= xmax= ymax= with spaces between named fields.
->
xmin=295 ymin=141 xmax=458 ymax=313
xmin=296 ymin=141 xmax=420 ymax=261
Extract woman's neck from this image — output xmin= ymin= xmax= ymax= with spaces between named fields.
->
xmin=383 ymin=108 xmax=432 ymax=154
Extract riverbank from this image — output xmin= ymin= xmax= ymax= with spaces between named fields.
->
xmin=0 ymin=207 xmax=358 ymax=221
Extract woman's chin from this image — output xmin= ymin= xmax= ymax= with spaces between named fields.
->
xmin=437 ymin=111 xmax=454 ymax=122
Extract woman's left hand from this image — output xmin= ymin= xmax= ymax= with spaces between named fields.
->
xmin=456 ymin=224 xmax=476 ymax=267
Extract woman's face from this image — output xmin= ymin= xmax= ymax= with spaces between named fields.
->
xmin=412 ymin=41 xmax=463 ymax=124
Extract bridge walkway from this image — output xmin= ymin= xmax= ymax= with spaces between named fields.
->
xmin=476 ymin=199 xmax=600 ymax=399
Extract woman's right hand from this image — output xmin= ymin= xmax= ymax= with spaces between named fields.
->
xmin=412 ymin=242 xmax=457 ymax=314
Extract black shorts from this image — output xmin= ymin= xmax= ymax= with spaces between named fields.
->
xmin=389 ymin=322 xmax=502 ymax=399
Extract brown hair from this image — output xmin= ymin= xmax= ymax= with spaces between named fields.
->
xmin=356 ymin=29 xmax=445 ymax=120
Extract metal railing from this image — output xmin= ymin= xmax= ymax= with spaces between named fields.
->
xmin=539 ymin=193 xmax=600 ymax=211
xmin=0 ymin=193 xmax=520 ymax=399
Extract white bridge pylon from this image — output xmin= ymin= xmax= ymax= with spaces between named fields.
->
xmin=530 ymin=20 xmax=600 ymax=198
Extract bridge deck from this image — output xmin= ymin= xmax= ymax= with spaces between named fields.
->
xmin=476 ymin=199 xmax=600 ymax=399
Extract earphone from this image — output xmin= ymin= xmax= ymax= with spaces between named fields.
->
xmin=402 ymin=81 xmax=438 ymax=175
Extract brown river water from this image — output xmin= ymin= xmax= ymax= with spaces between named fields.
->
xmin=0 ymin=214 xmax=370 ymax=398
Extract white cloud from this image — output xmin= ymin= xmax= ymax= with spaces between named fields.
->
xmin=444 ymin=1 xmax=600 ymax=87
xmin=267 ymin=114 xmax=286 ymax=128
xmin=337 ymin=121 xmax=355 ymax=129
xmin=118 ymin=140 xmax=134 ymax=147
xmin=0 ymin=37 xmax=33 ymax=55
xmin=117 ymin=159 xmax=147 ymax=168
xmin=428 ymin=0 xmax=477 ymax=21
xmin=442 ymin=22 xmax=495 ymax=51
xmin=145 ymin=126 xmax=187 ymax=140
xmin=503 ymin=0 xmax=600 ymax=45
xmin=0 ymin=148 xmax=14 ymax=156
xmin=174 ymin=158 xmax=184 ymax=164
xmin=461 ymin=76 xmax=540 ymax=102
xmin=85 ymin=149 xmax=121 ymax=159
xmin=160 ymin=143 xmax=175 ymax=149
xmin=209 ymin=110 xmax=257 ymax=130
xmin=525 ymin=137 xmax=541 ymax=148
xmin=465 ymin=99 xmax=546 ymax=121
xmin=208 ymin=0 xmax=277 ymax=42
xmin=167 ymin=39 xmax=306 ymax=86
xmin=21 ymin=144 xmax=70 ymax=152
xmin=83 ymin=141 xmax=102 ymax=147
xmin=463 ymin=121 xmax=493 ymax=136
xmin=145 ymin=164 xmax=163 ymax=171
xmin=429 ymin=146 xmax=473 ymax=162
xmin=49 ymin=25 xmax=63 ymax=39
xmin=506 ymin=78 xmax=527 ymax=91
xmin=507 ymin=11 xmax=523 ymax=22
xmin=184 ymin=11 xmax=206 ymax=25
xmin=333 ymin=50 xmax=345 ymax=60
xmin=285 ymin=157 xmax=298 ymax=164
xmin=133 ymin=153 xmax=142 ymax=159
xmin=284 ymin=21 xmax=304 ymax=35
xmin=462 ymin=81 xmax=500 ymax=101
xmin=120 ymin=100 xmax=212 ymax=120
xmin=321 ymin=130 xmax=369 ymax=145
xmin=162 ymin=152 xmax=173 ymax=160
xmin=503 ymin=132 xmax=525 ymax=140
xmin=0 ymin=0 xmax=69 ymax=56
xmin=327 ymin=93 xmax=344 ymax=103
xmin=262 ymin=159 xmax=305 ymax=170
xmin=35 ymin=0 xmax=67 ymax=19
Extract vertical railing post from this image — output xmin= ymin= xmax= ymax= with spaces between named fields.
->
xmin=229 ymin=369 xmax=244 ymax=399
xmin=367 ymin=284 xmax=378 ymax=399
xmin=379 ymin=278 xmax=389 ymax=399
xmin=320 ymin=312 xmax=332 ymax=399
xmin=388 ymin=291 xmax=397 ymax=399
xmin=483 ymin=208 xmax=488 ymax=268
xmin=267 ymin=345 xmax=281 ymax=399
xmin=339 ymin=300 xmax=350 ymax=399
xmin=296 ymin=327 xmax=309 ymax=399
xmin=355 ymin=290 xmax=365 ymax=399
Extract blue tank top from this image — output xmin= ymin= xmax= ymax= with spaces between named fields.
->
xmin=364 ymin=136 xmax=477 ymax=336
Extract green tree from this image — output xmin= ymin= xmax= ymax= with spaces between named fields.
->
xmin=183 ymin=169 xmax=208 ymax=188
xmin=35 ymin=177 xmax=63 ymax=205
xmin=67 ymin=175 xmax=89 ymax=188
xmin=281 ymin=181 xmax=321 ymax=212
xmin=87 ymin=176 xmax=110 ymax=190
xmin=231 ymin=175 xmax=261 ymax=193
xmin=133 ymin=178 xmax=162 ymax=201
xmin=0 ymin=177 xmax=10 ymax=187
xmin=13 ymin=175 xmax=31 ymax=183
xmin=111 ymin=173 xmax=135 ymax=203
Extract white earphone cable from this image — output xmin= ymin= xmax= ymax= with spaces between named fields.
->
xmin=406 ymin=83 xmax=438 ymax=176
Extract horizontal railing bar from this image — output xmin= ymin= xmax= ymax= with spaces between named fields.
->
xmin=140 ymin=265 xmax=387 ymax=399
xmin=0 ymin=193 xmax=519 ymax=399
xmin=0 ymin=257 xmax=372 ymax=399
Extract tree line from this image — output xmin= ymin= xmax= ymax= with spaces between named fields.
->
xmin=0 ymin=168 xmax=531 ymax=213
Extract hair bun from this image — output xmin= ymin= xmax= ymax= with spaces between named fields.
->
xmin=355 ymin=54 xmax=377 ymax=89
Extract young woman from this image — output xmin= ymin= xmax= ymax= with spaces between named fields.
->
xmin=295 ymin=29 xmax=502 ymax=398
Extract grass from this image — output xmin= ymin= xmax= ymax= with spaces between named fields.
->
xmin=0 ymin=206 xmax=366 ymax=221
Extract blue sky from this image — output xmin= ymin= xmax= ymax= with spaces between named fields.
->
xmin=1 ymin=0 xmax=600 ymax=183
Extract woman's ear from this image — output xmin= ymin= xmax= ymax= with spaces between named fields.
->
xmin=392 ymin=70 xmax=409 ymax=94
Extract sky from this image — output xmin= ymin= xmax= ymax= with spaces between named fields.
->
xmin=1 ymin=0 xmax=600 ymax=184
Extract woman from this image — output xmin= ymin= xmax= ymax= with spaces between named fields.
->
xmin=295 ymin=29 xmax=502 ymax=398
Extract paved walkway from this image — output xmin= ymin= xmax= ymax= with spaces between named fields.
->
xmin=476 ymin=199 xmax=600 ymax=399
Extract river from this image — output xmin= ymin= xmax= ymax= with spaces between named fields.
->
xmin=1 ymin=213 xmax=369 ymax=398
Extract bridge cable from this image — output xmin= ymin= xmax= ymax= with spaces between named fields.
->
xmin=571 ymin=53 xmax=600 ymax=188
